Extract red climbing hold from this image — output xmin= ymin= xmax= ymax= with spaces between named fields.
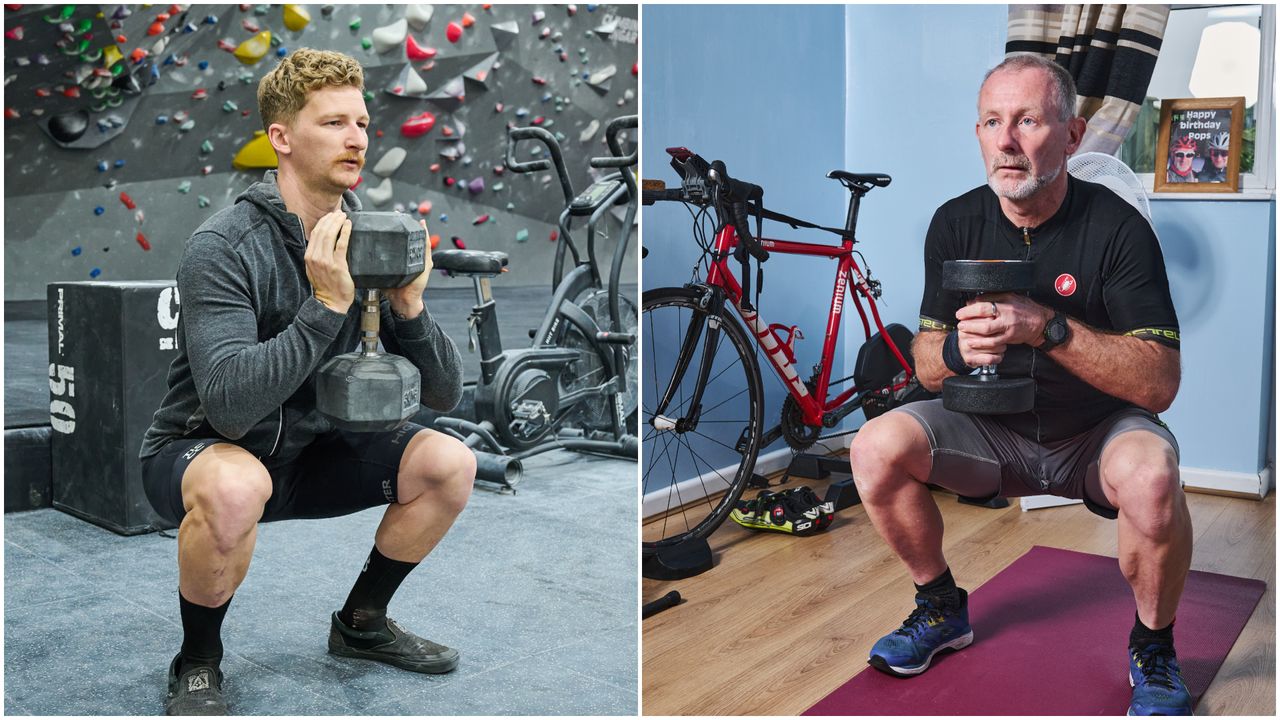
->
xmin=472 ymin=214 xmax=489 ymax=225
xmin=4 ymin=25 xmax=22 ymax=40
xmin=62 ymin=86 xmax=80 ymax=98
xmin=429 ymin=162 xmax=441 ymax=173
xmin=217 ymin=38 xmax=236 ymax=52
xmin=451 ymin=236 xmax=466 ymax=249
xmin=429 ymin=234 xmax=440 ymax=249
xmin=35 ymin=87 xmax=51 ymax=97
xmin=400 ymin=111 xmax=435 ymax=138
xmin=406 ymin=35 xmax=436 ymax=61
xmin=493 ymin=166 xmax=504 ymax=176
xmin=550 ymin=230 xmax=559 ymax=242
xmin=130 ymin=47 xmax=147 ymax=62
xmin=446 ymin=21 xmax=462 ymax=43
xmin=119 ymin=192 xmax=136 ymax=210
xmin=441 ymin=125 xmax=454 ymax=137
xmin=632 ymin=63 xmax=638 ymax=76
xmin=418 ymin=200 xmax=432 ymax=215
xmin=136 ymin=232 xmax=151 ymax=251
xmin=375 ymin=129 xmax=383 ymax=138
xmin=191 ymin=88 xmax=208 ymax=100
xmin=444 ymin=177 xmax=456 ymax=187
xmin=461 ymin=12 xmax=475 ymax=28
xmin=4 ymin=107 xmax=18 ymax=119
xmin=532 ymin=76 xmax=547 ymax=86
xmin=532 ymin=116 xmax=545 ymax=125
xmin=147 ymin=20 xmax=164 ymax=35
xmin=494 ymin=102 xmax=504 ymax=113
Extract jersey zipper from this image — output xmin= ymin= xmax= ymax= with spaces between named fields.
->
xmin=1021 ymin=225 xmax=1044 ymax=450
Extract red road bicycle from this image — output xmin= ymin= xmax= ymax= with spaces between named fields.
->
xmin=641 ymin=148 xmax=927 ymax=552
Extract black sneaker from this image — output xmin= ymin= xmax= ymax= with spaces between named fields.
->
xmin=327 ymin=611 xmax=460 ymax=674
xmin=165 ymin=653 xmax=227 ymax=716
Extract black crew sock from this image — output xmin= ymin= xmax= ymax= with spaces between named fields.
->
xmin=179 ymin=592 xmax=231 ymax=673
xmin=1130 ymin=612 xmax=1174 ymax=649
xmin=914 ymin=567 xmax=963 ymax=608
xmin=339 ymin=545 xmax=420 ymax=630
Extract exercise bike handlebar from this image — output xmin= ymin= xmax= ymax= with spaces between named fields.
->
xmin=506 ymin=126 xmax=575 ymax=205
xmin=590 ymin=115 xmax=638 ymax=169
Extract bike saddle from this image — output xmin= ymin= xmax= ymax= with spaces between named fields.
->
xmin=827 ymin=170 xmax=892 ymax=190
xmin=432 ymin=249 xmax=509 ymax=276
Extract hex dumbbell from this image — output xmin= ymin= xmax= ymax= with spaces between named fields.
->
xmin=315 ymin=212 xmax=427 ymax=432
xmin=941 ymin=259 xmax=1036 ymax=415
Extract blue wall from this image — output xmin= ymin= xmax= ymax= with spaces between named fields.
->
xmin=642 ymin=4 xmax=849 ymax=476
xmin=645 ymin=4 xmax=1276 ymax=484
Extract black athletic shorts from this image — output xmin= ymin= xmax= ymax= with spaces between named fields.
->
xmin=141 ymin=422 xmax=426 ymax=527
xmin=891 ymin=400 xmax=1179 ymax=519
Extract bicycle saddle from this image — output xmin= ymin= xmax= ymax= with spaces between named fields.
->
xmin=827 ymin=170 xmax=892 ymax=189
xmin=432 ymin=249 xmax=509 ymax=276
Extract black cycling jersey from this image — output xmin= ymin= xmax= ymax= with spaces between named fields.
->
xmin=918 ymin=175 xmax=1180 ymax=443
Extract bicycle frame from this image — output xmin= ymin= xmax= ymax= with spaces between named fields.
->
xmin=703 ymin=224 xmax=914 ymax=429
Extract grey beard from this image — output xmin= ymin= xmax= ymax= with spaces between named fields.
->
xmin=988 ymin=163 xmax=1062 ymax=201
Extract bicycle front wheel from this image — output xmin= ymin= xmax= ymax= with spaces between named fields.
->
xmin=642 ymin=286 xmax=763 ymax=550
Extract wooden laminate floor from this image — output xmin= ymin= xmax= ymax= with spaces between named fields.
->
xmin=642 ymin=478 xmax=1275 ymax=716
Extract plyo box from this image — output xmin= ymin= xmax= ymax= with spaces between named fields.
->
xmin=47 ymin=281 xmax=181 ymax=535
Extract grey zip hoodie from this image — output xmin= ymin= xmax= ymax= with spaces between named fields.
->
xmin=140 ymin=170 xmax=462 ymax=461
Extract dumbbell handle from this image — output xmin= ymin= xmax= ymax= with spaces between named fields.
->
xmin=361 ymin=289 xmax=381 ymax=356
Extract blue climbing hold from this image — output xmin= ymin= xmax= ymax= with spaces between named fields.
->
xmin=97 ymin=160 xmax=108 ymax=172
xmin=90 ymin=268 xmax=102 ymax=278
xmin=198 ymin=60 xmax=209 ymax=70
xmin=94 ymin=206 xmax=105 ymax=215
xmin=71 ymin=246 xmax=82 ymax=256
xmin=440 ymin=214 xmax=448 ymax=223
xmin=114 ymin=159 xmax=125 ymax=168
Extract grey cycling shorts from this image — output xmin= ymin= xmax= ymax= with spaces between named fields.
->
xmin=890 ymin=399 xmax=1179 ymax=519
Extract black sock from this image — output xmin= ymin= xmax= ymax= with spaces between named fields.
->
xmin=914 ymin=567 xmax=962 ymax=607
xmin=1130 ymin=612 xmax=1174 ymax=648
xmin=179 ymin=592 xmax=231 ymax=672
xmin=339 ymin=546 xmax=419 ymax=630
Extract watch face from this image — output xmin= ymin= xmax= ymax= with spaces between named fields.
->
xmin=1048 ymin=319 xmax=1068 ymax=343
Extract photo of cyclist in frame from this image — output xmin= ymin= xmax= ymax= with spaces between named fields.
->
xmin=1166 ymin=134 xmax=1200 ymax=183
xmin=1196 ymin=132 xmax=1231 ymax=183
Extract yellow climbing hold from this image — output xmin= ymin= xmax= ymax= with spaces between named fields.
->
xmin=232 ymin=130 xmax=279 ymax=170
xmin=234 ymin=30 xmax=272 ymax=65
xmin=283 ymin=5 xmax=311 ymax=32
xmin=103 ymin=44 xmax=123 ymax=69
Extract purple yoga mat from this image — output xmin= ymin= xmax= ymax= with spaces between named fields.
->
xmin=805 ymin=545 xmax=1266 ymax=716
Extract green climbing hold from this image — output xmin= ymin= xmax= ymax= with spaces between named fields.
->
xmin=200 ymin=139 xmax=213 ymax=154
xmin=254 ymin=4 xmax=270 ymax=15
xmin=363 ymin=90 xmax=374 ymax=102
xmin=360 ymin=37 xmax=372 ymax=50
xmin=222 ymin=100 xmax=238 ymax=112
xmin=349 ymin=17 xmax=361 ymax=30
xmin=515 ymin=229 xmax=529 ymax=243
xmin=197 ymin=196 xmax=211 ymax=208
xmin=177 ymin=180 xmax=192 ymax=194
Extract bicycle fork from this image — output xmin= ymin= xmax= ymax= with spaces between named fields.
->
xmin=650 ymin=286 xmax=727 ymax=436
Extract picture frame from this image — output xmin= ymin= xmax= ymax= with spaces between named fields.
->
xmin=1153 ymin=96 xmax=1245 ymax=193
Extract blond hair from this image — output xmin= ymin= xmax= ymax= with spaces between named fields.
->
xmin=257 ymin=48 xmax=365 ymax=131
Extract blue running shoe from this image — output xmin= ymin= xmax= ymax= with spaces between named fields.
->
xmin=1128 ymin=642 xmax=1193 ymax=715
xmin=868 ymin=589 xmax=973 ymax=677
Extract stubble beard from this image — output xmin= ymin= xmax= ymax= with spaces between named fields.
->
xmin=987 ymin=156 xmax=1062 ymax=201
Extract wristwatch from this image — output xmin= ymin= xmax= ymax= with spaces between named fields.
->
xmin=1039 ymin=311 xmax=1070 ymax=352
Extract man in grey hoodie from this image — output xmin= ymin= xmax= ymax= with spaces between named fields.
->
xmin=139 ymin=48 xmax=474 ymax=715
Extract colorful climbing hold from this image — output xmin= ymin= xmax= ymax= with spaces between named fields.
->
xmin=90 ymin=268 xmax=102 ymax=279
xmin=94 ymin=206 xmax=105 ymax=216
xmin=97 ymin=160 xmax=108 ymax=172
xmin=177 ymin=180 xmax=192 ymax=193
xmin=429 ymin=163 xmax=441 ymax=173
xmin=472 ymin=213 xmax=489 ymax=225
xmin=191 ymin=88 xmax=208 ymax=100
xmin=406 ymin=35 xmax=435 ymax=61
xmin=232 ymin=130 xmax=279 ymax=169
xmin=550 ymin=229 xmax=559 ymax=242
xmin=532 ymin=10 xmax=546 ymax=24
xmin=429 ymin=234 xmax=440 ymax=250
xmin=451 ymin=236 xmax=466 ymax=249
xmin=119 ymin=192 xmax=136 ymax=210
xmin=400 ymin=111 xmax=436 ymax=138
xmin=136 ymin=232 xmax=151 ymax=251
xmin=72 ymin=246 xmax=82 ymax=256
xmin=349 ymin=17 xmax=361 ymax=30
xmin=197 ymin=195 xmax=210 ymax=208
xmin=446 ymin=21 xmax=462 ymax=43
xmin=417 ymin=200 xmax=432 ymax=215
xmin=200 ymin=139 xmax=213 ymax=154
xmin=515 ymin=229 xmax=529 ymax=243
xmin=461 ymin=11 xmax=475 ymax=28
xmin=234 ymin=30 xmax=271 ymax=64
xmin=282 ymin=4 xmax=310 ymax=32
xmin=360 ymin=37 xmax=372 ymax=51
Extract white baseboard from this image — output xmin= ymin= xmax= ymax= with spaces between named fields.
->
xmin=1019 ymin=464 xmax=1272 ymax=512
xmin=642 ymin=438 xmax=853 ymax=520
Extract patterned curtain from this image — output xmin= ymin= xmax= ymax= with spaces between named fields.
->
xmin=1006 ymin=5 xmax=1170 ymax=155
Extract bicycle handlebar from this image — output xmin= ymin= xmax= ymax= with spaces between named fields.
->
xmin=709 ymin=160 xmax=769 ymax=262
xmin=642 ymin=187 xmax=684 ymax=205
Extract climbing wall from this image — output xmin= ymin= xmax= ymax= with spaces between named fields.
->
xmin=3 ymin=4 xmax=639 ymax=300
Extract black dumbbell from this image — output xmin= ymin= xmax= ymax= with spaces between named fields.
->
xmin=315 ymin=212 xmax=426 ymax=432
xmin=941 ymin=260 xmax=1036 ymax=415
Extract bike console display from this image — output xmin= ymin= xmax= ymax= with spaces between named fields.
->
xmin=570 ymin=176 xmax=624 ymax=215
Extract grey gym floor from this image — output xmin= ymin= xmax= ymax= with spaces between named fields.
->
xmin=3 ymin=284 xmax=639 ymax=715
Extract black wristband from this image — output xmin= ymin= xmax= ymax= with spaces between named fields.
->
xmin=942 ymin=331 xmax=970 ymax=375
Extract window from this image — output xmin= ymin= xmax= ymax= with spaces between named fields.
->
xmin=1118 ymin=4 xmax=1275 ymax=193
